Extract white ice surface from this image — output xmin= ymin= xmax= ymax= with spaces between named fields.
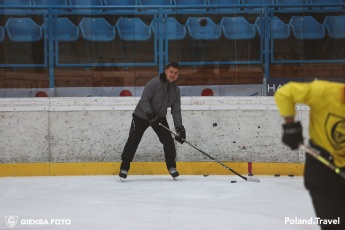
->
xmin=0 ymin=175 xmax=320 ymax=230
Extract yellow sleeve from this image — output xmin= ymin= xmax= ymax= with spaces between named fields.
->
xmin=274 ymin=82 xmax=312 ymax=117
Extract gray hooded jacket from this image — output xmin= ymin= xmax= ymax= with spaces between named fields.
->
xmin=133 ymin=72 xmax=182 ymax=128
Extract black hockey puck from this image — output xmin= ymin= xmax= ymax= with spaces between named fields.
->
xmin=274 ymin=174 xmax=280 ymax=177
xmin=288 ymin=174 xmax=294 ymax=177
xmin=231 ymin=180 xmax=236 ymax=183
xmin=203 ymin=175 xmax=209 ymax=177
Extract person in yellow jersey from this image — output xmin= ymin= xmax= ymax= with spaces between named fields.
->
xmin=274 ymin=80 xmax=345 ymax=230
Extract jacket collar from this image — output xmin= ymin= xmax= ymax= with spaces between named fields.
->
xmin=160 ymin=72 xmax=176 ymax=84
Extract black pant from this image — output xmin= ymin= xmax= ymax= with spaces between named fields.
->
xmin=304 ymin=142 xmax=345 ymax=230
xmin=120 ymin=114 xmax=177 ymax=171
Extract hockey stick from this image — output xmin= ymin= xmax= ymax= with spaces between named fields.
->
xmin=159 ymin=123 xmax=260 ymax=183
xmin=300 ymin=144 xmax=345 ymax=180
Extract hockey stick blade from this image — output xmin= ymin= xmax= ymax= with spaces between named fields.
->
xmin=246 ymin=177 xmax=260 ymax=183
xmin=159 ymin=123 xmax=260 ymax=183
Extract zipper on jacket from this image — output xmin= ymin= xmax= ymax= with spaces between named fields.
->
xmin=156 ymin=82 xmax=169 ymax=117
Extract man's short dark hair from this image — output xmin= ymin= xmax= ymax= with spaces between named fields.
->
xmin=166 ymin=62 xmax=180 ymax=70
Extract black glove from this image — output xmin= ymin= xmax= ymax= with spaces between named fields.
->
xmin=175 ymin=125 xmax=186 ymax=144
xmin=282 ymin=121 xmax=303 ymax=150
xmin=146 ymin=112 xmax=160 ymax=127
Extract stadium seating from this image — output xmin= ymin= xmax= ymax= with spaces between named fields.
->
xmin=5 ymin=17 xmax=43 ymax=42
xmin=5 ymin=17 xmax=45 ymax=65
xmin=289 ymin=16 xmax=325 ymax=40
xmin=323 ymin=15 xmax=345 ymax=59
xmin=255 ymin=16 xmax=290 ymax=39
xmin=275 ymin=0 xmax=309 ymax=10
xmin=1 ymin=0 xmax=345 ymax=79
xmin=104 ymin=0 xmax=139 ymax=12
xmin=324 ymin=15 xmax=345 ymax=38
xmin=150 ymin=17 xmax=186 ymax=40
xmin=289 ymin=16 xmax=326 ymax=61
xmin=241 ymin=0 xmax=275 ymax=11
xmin=116 ymin=17 xmax=151 ymax=41
xmin=78 ymin=17 xmax=116 ymax=63
xmin=186 ymin=17 xmax=221 ymax=40
xmin=69 ymin=0 xmax=104 ymax=13
xmin=151 ymin=17 xmax=186 ymax=62
xmin=32 ymin=0 xmax=70 ymax=13
xmin=207 ymin=0 xmax=241 ymax=12
xmin=220 ymin=16 xmax=257 ymax=60
xmin=55 ymin=17 xmax=79 ymax=65
xmin=309 ymin=0 xmax=342 ymax=10
xmin=255 ymin=16 xmax=291 ymax=62
xmin=79 ymin=17 xmax=115 ymax=41
xmin=174 ymin=0 xmax=208 ymax=12
xmin=116 ymin=17 xmax=153 ymax=62
xmin=33 ymin=0 xmax=69 ymax=6
xmin=221 ymin=16 xmax=256 ymax=40
xmin=139 ymin=0 xmax=173 ymax=12
xmin=185 ymin=16 xmax=221 ymax=61
xmin=0 ymin=26 xmax=4 ymax=42
xmin=2 ymin=0 xmax=34 ymax=14
xmin=56 ymin=17 xmax=79 ymax=41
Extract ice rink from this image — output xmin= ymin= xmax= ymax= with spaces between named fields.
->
xmin=0 ymin=175 xmax=320 ymax=230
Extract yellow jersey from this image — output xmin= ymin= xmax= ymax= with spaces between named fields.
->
xmin=274 ymin=80 xmax=345 ymax=168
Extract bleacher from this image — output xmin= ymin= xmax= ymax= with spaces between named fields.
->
xmin=0 ymin=0 xmax=345 ymax=95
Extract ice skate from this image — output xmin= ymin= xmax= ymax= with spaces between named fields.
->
xmin=119 ymin=169 xmax=128 ymax=182
xmin=169 ymin=167 xmax=179 ymax=181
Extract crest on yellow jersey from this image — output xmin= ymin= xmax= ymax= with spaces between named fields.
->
xmin=325 ymin=113 xmax=345 ymax=150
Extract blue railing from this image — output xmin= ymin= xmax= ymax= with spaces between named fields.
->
xmin=0 ymin=1 xmax=345 ymax=87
